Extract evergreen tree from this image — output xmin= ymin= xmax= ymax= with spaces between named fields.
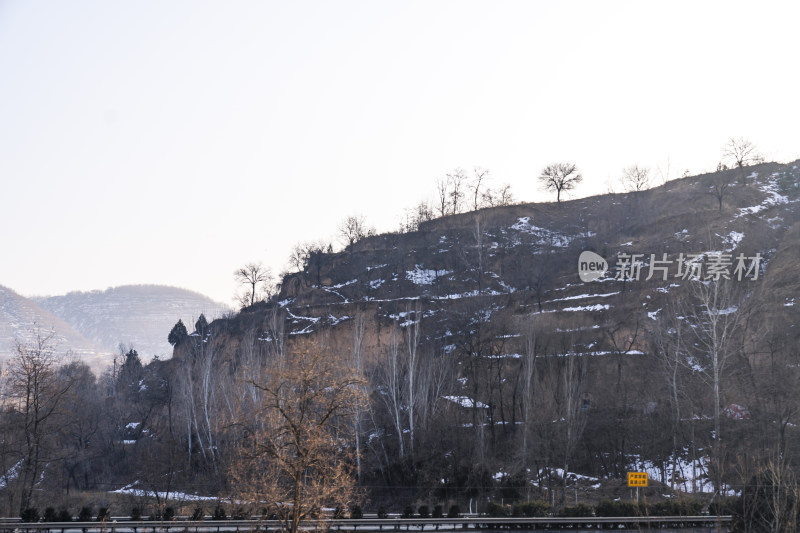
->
xmin=195 ymin=314 xmax=208 ymax=334
xmin=117 ymin=349 xmax=143 ymax=396
xmin=168 ymin=319 xmax=188 ymax=346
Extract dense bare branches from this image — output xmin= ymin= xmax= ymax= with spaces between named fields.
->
xmin=6 ymin=330 xmax=72 ymax=514
xmin=620 ymin=165 xmax=651 ymax=192
xmin=723 ymin=137 xmax=762 ymax=185
xmin=234 ymin=262 xmax=273 ymax=307
xmin=538 ymin=162 xmax=582 ymax=205
xmin=339 ymin=215 xmax=375 ymax=248
xmin=229 ymin=344 xmax=367 ymax=533
xmin=723 ymin=137 xmax=759 ymax=170
xmin=469 ymin=167 xmax=490 ymax=211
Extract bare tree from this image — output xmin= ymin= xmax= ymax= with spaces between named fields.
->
xmin=652 ymin=302 xmax=690 ymax=490
xmin=538 ymin=163 xmax=583 ymax=206
xmin=480 ymin=183 xmax=514 ymax=208
xmin=6 ymin=330 xmax=72 ymax=513
xmin=740 ymin=457 xmax=800 ymax=533
xmin=723 ymin=137 xmax=761 ymax=185
xmin=339 ymin=214 xmax=374 ymax=248
xmin=559 ymin=349 xmax=587 ymax=503
xmin=400 ymin=201 xmax=435 ymax=233
xmin=350 ymin=312 xmax=367 ymax=483
xmin=403 ymin=303 xmax=422 ymax=457
xmin=287 ymin=241 xmax=329 ymax=285
xmin=447 ymin=168 xmax=467 ymax=214
xmin=519 ymin=316 xmax=540 ymax=479
xmin=496 ymin=183 xmax=514 ymax=206
xmin=655 ymin=157 xmax=673 ymax=186
xmin=377 ymin=325 xmax=406 ymax=458
xmin=620 ymin=165 xmax=651 ymax=192
xmin=435 ymin=176 xmax=450 ymax=217
xmin=469 ymin=167 xmax=490 ymax=211
xmin=687 ymin=280 xmax=746 ymax=495
xmin=229 ymin=343 xmax=367 ymax=533
xmin=234 ymin=262 xmax=272 ymax=307
xmin=710 ymin=174 xmax=731 ymax=212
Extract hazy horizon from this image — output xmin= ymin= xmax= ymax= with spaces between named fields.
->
xmin=2 ymin=1 xmax=799 ymax=305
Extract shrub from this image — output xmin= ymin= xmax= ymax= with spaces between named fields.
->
xmin=231 ymin=508 xmax=248 ymax=520
xmin=78 ymin=507 xmax=93 ymax=522
xmin=350 ymin=505 xmax=363 ymax=519
xmin=647 ymin=499 xmax=702 ymax=516
xmin=511 ymin=501 xmax=550 ymax=518
xmin=557 ymin=504 xmax=594 ymax=517
xmin=163 ymin=507 xmax=175 ymax=521
xmin=432 ymin=505 xmax=443 ymax=519
xmin=96 ymin=508 xmax=111 ymax=522
xmin=377 ymin=506 xmax=388 ymax=519
xmin=418 ymin=505 xmax=430 ymax=518
xmin=402 ymin=505 xmax=414 ymax=519
xmin=595 ymin=499 xmax=638 ymax=517
xmin=21 ymin=508 xmax=40 ymax=523
xmin=57 ymin=509 xmax=72 ymax=522
xmin=486 ymin=501 xmax=509 ymax=517
xmin=43 ymin=508 xmax=58 ymax=522
xmin=212 ymin=506 xmax=227 ymax=520
xmin=191 ymin=508 xmax=204 ymax=521
xmin=333 ymin=506 xmax=345 ymax=519
xmin=130 ymin=507 xmax=142 ymax=521
xmin=447 ymin=505 xmax=461 ymax=518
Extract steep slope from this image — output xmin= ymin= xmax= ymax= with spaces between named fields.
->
xmin=176 ymin=161 xmax=800 ymax=495
xmin=35 ymin=285 xmax=230 ymax=359
xmin=270 ymin=161 xmax=799 ymax=344
xmin=0 ymin=284 xmax=109 ymax=368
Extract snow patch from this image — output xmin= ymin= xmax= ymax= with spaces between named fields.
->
xmin=111 ymin=481 xmax=217 ymax=501
xmin=561 ymin=304 xmax=610 ymax=312
xmin=443 ymin=396 xmax=488 ymax=409
xmin=406 ymin=265 xmax=450 ymax=285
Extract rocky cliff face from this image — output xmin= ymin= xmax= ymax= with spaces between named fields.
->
xmin=246 ymin=161 xmax=797 ymax=355
xmin=182 ymin=161 xmax=800 ymax=390
xmin=172 ymin=161 xmax=800 ymax=494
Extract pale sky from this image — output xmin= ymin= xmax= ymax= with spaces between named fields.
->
xmin=1 ymin=1 xmax=798 ymax=305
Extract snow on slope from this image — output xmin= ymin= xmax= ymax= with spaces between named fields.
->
xmin=0 ymin=284 xmax=109 ymax=369
xmin=34 ymin=285 xmax=230 ymax=361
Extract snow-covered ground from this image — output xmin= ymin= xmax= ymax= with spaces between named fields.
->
xmin=443 ymin=395 xmax=489 ymax=408
xmin=111 ymin=481 xmax=218 ymax=501
xmin=406 ymin=266 xmax=451 ymax=285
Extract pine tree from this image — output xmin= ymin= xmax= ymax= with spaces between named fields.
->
xmin=195 ymin=314 xmax=208 ymax=335
xmin=168 ymin=319 xmax=188 ymax=346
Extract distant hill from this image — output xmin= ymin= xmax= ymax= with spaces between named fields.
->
xmin=33 ymin=285 xmax=230 ymax=361
xmin=0 ymin=284 xmax=109 ymax=369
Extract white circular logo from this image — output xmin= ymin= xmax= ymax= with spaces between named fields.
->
xmin=578 ymin=251 xmax=607 ymax=282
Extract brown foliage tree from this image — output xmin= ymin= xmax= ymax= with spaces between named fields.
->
xmin=229 ymin=343 xmax=367 ymax=533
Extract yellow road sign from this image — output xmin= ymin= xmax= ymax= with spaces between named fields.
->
xmin=628 ymin=472 xmax=648 ymax=487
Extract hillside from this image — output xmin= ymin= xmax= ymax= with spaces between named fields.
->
xmin=3 ymin=163 xmax=796 ymax=515
xmin=263 ymin=161 xmax=799 ymax=348
xmin=177 ymin=160 xmax=800 ymax=501
xmin=34 ymin=285 xmax=230 ymax=360
xmin=0 ymin=285 xmax=109 ymax=368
